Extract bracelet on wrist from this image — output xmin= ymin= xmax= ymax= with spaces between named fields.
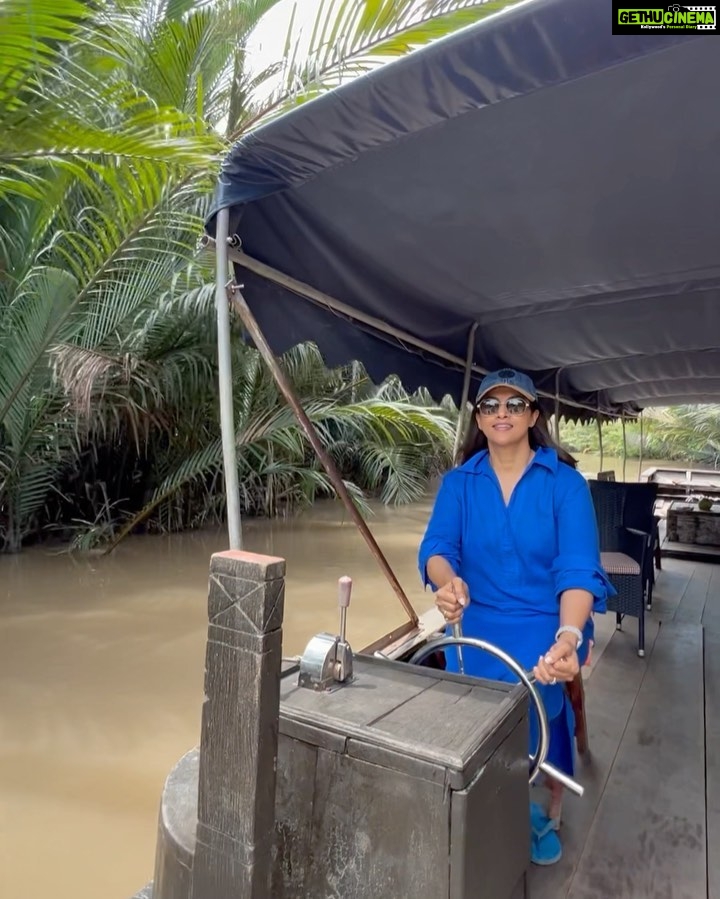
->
xmin=555 ymin=624 xmax=583 ymax=650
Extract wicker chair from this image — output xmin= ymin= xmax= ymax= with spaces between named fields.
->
xmin=589 ymin=480 xmax=658 ymax=657
xmin=623 ymin=482 xmax=660 ymax=611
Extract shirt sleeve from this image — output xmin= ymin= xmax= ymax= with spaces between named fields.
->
xmin=551 ymin=474 xmax=616 ymax=612
xmin=418 ymin=473 xmax=463 ymax=589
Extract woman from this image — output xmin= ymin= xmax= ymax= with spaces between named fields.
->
xmin=418 ymin=368 xmax=613 ymax=866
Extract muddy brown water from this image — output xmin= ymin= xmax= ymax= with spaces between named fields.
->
xmin=0 ymin=498 xmax=436 ymax=899
xmin=0 ymin=454 xmax=678 ymax=898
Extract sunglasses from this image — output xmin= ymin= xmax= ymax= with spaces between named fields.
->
xmin=476 ymin=396 xmax=531 ymax=416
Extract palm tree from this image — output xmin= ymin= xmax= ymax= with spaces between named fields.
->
xmin=560 ymin=406 xmax=720 ymax=467
xmin=0 ymin=0 xmax=520 ymax=552
xmin=644 ymin=406 xmax=720 ymax=466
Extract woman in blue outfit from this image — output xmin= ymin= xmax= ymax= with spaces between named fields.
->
xmin=418 ymin=368 xmax=614 ymax=866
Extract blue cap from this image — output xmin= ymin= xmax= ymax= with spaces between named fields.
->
xmin=476 ymin=368 xmax=537 ymax=403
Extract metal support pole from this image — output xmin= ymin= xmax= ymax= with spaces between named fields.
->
xmin=596 ymin=407 xmax=604 ymax=473
xmin=621 ymin=414 xmax=627 ymax=482
xmin=554 ymin=369 xmax=563 ymax=441
xmin=452 ymin=622 xmax=465 ymax=674
xmin=453 ymin=323 xmax=478 ymax=463
xmin=215 ymin=208 xmax=242 ymax=550
xmin=227 ymin=282 xmax=419 ymax=626
xmin=638 ymin=411 xmax=644 ymax=481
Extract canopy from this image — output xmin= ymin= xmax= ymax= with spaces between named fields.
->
xmin=207 ymin=0 xmax=720 ymax=417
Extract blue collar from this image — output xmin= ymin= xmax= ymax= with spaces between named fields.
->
xmin=458 ymin=445 xmax=558 ymax=476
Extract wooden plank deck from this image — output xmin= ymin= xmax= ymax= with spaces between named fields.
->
xmin=529 ymin=558 xmax=719 ymax=899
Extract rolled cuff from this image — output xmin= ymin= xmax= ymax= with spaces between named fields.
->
xmin=552 ymin=553 xmax=617 ymax=614
xmin=418 ymin=541 xmax=460 ymax=590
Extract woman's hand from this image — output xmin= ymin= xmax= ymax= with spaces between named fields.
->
xmin=434 ymin=577 xmax=468 ymax=625
xmin=533 ymin=635 xmax=580 ymax=685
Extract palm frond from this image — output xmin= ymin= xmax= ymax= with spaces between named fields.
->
xmin=0 ymin=0 xmax=92 ymax=102
xmin=356 ymin=443 xmax=429 ymax=504
xmin=242 ymin=0 xmax=522 ymax=129
xmin=0 ymin=170 xmax=207 ymax=426
xmin=0 ymin=265 xmax=78 ymax=443
xmin=104 ymin=436 xmax=224 ymax=549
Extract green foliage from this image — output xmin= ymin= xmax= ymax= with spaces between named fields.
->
xmin=3 ymin=0 xmax=515 ymax=552
xmin=560 ymin=407 xmax=720 ymax=466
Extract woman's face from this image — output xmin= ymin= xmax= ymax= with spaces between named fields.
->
xmin=475 ymin=386 xmax=539 ymax=448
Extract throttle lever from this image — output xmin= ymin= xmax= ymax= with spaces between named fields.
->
xmin=297 ymin=575 xmax=355 ymax=691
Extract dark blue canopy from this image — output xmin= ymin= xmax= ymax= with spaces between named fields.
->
xmin=207 ymin=0 xmax=720 ymax=416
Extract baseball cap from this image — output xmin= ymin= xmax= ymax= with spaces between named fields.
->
xmin=475 ymin=368 xmax=537 ymax=404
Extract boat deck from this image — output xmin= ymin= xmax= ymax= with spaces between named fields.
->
xmin=529 ymin=557 xmax=720 ymax=899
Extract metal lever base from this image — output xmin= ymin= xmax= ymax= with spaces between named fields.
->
xmin=298 ymin=632 xmax=354 ymax=691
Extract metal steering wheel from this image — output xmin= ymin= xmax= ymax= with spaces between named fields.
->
xmin=408 ymin=635 xmax=584 ymax=797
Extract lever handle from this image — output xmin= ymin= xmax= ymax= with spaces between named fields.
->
xmin=338 ymin=576 xmax=352 ymax=607
xmin=338 ymin=576 xmax=352 ymax=645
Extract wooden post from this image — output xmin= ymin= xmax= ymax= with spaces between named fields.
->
xmin=191 ymin=550 xmax=285 ymax=899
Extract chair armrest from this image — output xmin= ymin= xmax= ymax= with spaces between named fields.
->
xmin=619 ymin=528 xmax=649 ymax=567
xmin=625 ymin=526 xmax=651 ymax=538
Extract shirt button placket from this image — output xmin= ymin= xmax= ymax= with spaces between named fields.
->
xmin=501 ymin=508 xmax=519 ymax=579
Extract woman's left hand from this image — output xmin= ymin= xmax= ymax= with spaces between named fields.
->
xmin=533 ymin=636 xmax=580 ymax=685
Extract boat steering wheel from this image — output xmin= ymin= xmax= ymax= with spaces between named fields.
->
xmin=408 ymin=635 xmax=584 ymax=796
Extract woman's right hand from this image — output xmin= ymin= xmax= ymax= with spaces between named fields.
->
xmin=435 ymin=577 xmax=469 ymax=625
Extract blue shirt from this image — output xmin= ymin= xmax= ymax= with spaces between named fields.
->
xmin=418 ymin=446 xmax=614 ymax=754
xmin=418 ymin=447 xmax=612 ymax=621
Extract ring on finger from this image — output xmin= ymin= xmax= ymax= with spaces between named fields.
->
xmin=550 ymin=677 xmax=557 ymax=685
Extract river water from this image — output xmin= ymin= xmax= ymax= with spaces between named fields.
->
xmin=0 ymin=454 xmax=678 ymax=898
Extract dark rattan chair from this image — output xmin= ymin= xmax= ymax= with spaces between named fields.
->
xmin=623 ymin=482 xmax=660 ymax=611
xmin=589 ymin=480 xmax=658 ymax=657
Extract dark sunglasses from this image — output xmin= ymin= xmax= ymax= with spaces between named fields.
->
xmin=476 ymin=396 xmax=530 ymax=416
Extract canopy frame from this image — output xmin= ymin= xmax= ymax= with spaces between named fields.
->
xmin=227 ymin=247 xmax=626 ymax=421
xmin=222 ymin=270 xmax=419 ymax=628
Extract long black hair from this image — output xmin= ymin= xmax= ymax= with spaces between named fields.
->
xmin=456 ymin=402 xmax=578 ymax=468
